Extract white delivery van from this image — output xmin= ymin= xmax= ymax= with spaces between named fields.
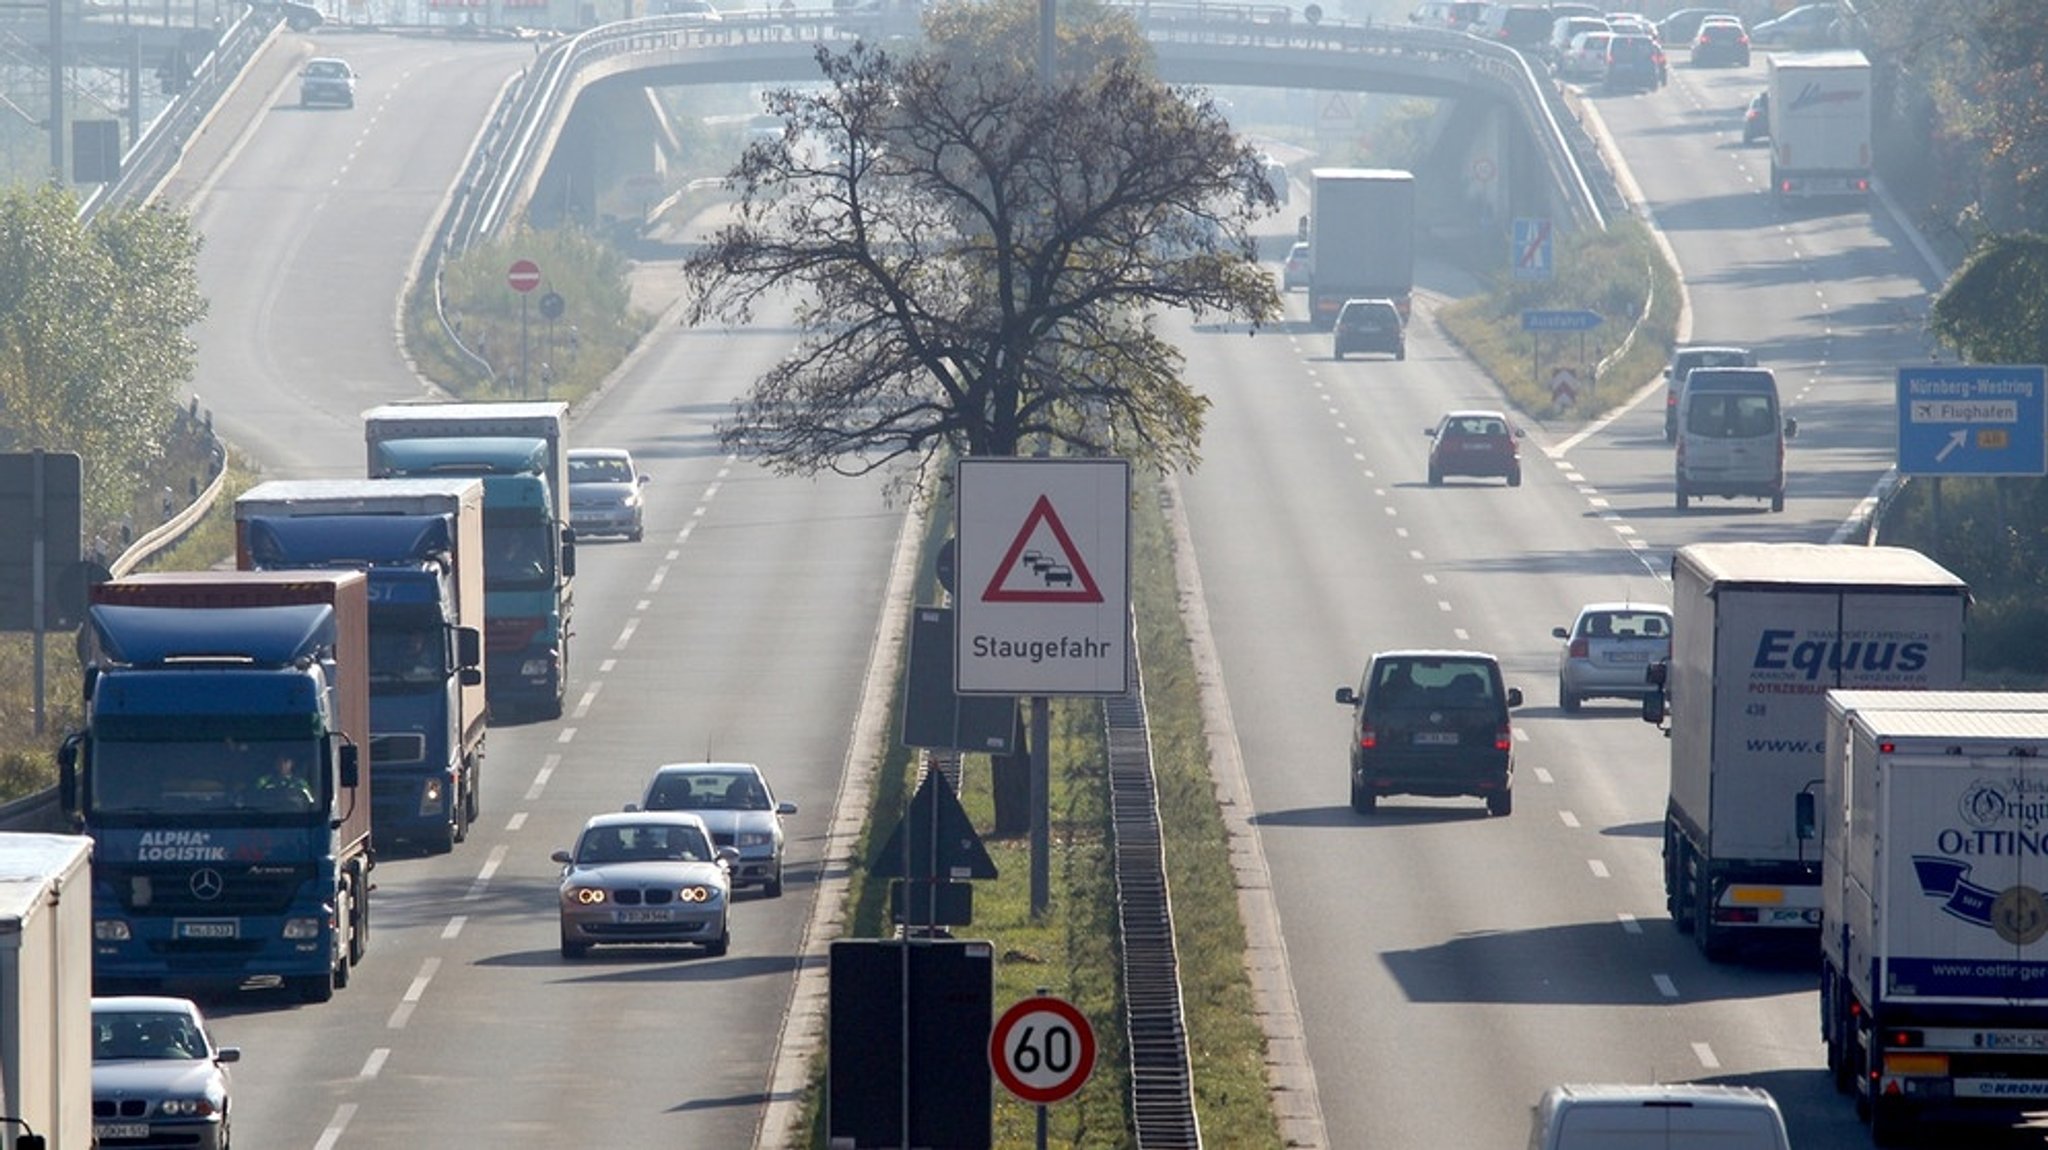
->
xmin=1529 ymin=1084 xmax=1792 ymax=1150
xmin=1674 ymin=367 xmax=1796 ymax=512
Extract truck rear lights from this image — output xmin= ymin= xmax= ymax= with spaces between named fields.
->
xmin=1884 ymin=1029 xmax=1925 ymax=1048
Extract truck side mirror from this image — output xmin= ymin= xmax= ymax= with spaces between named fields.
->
xmin=455 ymin=626 xmax=482 ymax=671
xmin=559 ymin=530 xmax=577 ymax=579
xmin=338 ymin=742 xmax=360 ymax=789
xmin=1795 ymin=791 xmax=1817 ymax=841
xmin=57 ymin=732 xmax=83 ymax=810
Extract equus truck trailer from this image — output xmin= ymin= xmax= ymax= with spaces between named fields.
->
xmin=1812 ymin=692 xmax=2048 ymax=1145
xmin=1643 ymin=542 xmax=1968 ymax=959
xmin=58 ymin=570 xmax=373 ymax=1002
xmin=236 ymin=477 xmax=487 ymax=854
xmin=363 ymin=402 xmax=574 ymax=719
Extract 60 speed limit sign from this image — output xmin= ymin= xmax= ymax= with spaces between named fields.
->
xmin=989 ymin=995 xmax=1097 ymax=1105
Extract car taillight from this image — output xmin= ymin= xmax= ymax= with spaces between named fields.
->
xmin=1495 ymin=724 xmax=1512 ymax=752
xmin=1569 ymin=638 xmax=1588 ymax=659
xmin=1358 ymin=725 xmax=1377 ymax=750
xmin=1738 ymin=33 xmax=1749 ymax=45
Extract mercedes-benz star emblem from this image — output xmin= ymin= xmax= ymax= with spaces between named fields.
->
xmin=189 ymin=869 xmax=225 ymax=901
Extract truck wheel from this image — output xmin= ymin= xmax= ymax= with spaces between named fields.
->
xmin=295 ymin=973 xmax=335 ymax=1003
xmin=430 ymin=820 xmax=457 ymax=855
xmin=1694 ymin=884 xmax=1732 ymax=961
xmin=1771 ymin=490 xmax=1785 ymax=512
xmin=1670 ymin=835 xmax=1697 ymax=935
xmin=1676 ymin=489 xmax=1690 ymax=510
xmin=1486 ymin=788 xmax=1513 ymax=817
xmin=1868 ymin=1097 xmax=1914 ymax=1147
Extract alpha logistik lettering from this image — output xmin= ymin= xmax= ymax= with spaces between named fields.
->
xmin=971 ymin=634 xmax=1113 ymax=663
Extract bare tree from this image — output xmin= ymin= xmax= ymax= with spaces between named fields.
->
xmin=683 ymin=0 xmax=1282 ymax=478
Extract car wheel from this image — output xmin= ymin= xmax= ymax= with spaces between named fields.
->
xmin=1559 ymin=676 xmax=1581 ymax=713
xmin=560 ymin=939 xmax=590 ymax=959
xmin=765 ymin=865 xmax=784 ymax=898
xmin=1771 ymin=490 xmax=1785 ymax=513
xmin=705 ymin=926 xmax=731 ymax=958
xmin=628 ymin=526 xmax=644 ymax=542
xmin=1676 ymin=489 xmax=1690 ymax=510
xmin=1486 ymin=788 xmax=1513 ymax=817
xmin=1506 ymin=467 xmax=1522 ymax=487
xmin=1395 ymin=345 xmax=1406 ymax=361
xmin=1333 ymin=348 xmax=1345 ymax=361
xmin=1350 ymin=772 xmax=1375 ymax=815
xmin=1427 ymin=464 xmax=1442 ymax=487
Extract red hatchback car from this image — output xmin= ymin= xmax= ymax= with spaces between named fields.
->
xmin=1426 ymin=409 xmax=1524 ymax=487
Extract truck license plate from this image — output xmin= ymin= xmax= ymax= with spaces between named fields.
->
xmin=619 ymin=909 xmax=674 ymax=923
xmin=1413 ymin=732 xmax=1459 ymax=746
xmin=177 ymin=918 xmax=239 ymax=939
xmin=97 ymin=1124 xmax=150 ymax=1140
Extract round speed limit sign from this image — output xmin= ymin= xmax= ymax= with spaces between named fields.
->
xmin=989 ymin=995 xmax=1097 ymax=1105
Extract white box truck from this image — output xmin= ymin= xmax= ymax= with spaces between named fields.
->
xmin=1812 ymin=692 xmax=2048 ymax=1145
xmin=1306 ymin=168 xmax=1415 ymax=329
xmin=1766 ymin=49 xmax=1872 ymax=201
xmin=0 ymin=833 xmax=93 ymax=1150
xmin=1644 ymin=542 xmax=1969 ymax=960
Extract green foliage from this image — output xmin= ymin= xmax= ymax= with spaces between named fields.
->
xmin=0 ymin=185 xmax=207 ymax=528
xmin=410 ymin=227 xmax=654 ymax=401
xmin=1929 ymin=232 xmax=2048 ymax=364
xmin=1435 ymin=216 xmax=1677 ymax=419
xmin=1877 ymin=476 xmax=2048 ymax=678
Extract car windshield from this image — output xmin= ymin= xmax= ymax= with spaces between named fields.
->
xmin=1578 ymin=610 xmax=1669 ymax=639
xmin=577 ymin=823 xmax=713 ymax=863
xmin=1681 ymin=349 xmax=1752 ymax=373
xmin=94 ymin=1012 xmax=206 ymax=1061
xmin=306 ymin=61 xmax=348 ymax=77
xmin=646 ymin=771 xmax=770 ymax=811
xmin=570 ymin=456 xmax=634 ymax=484
xmin=1370 ymin=658 xmax=1499 ymax=708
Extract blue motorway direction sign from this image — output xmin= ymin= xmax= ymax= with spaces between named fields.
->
xmin=1521 ymin=309 xmax=1603 ymax=332
xmin=1897 ymin=365 xmax=2047 ymax=477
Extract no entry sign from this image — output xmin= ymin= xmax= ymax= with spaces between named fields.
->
xmin=507 ymin=258 xmax=542 ymax=293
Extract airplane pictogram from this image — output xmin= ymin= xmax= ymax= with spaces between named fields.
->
xmin=981 ymin=495 xmax=1104 ymax=604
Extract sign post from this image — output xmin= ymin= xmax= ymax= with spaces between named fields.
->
xmin=990 ymin=991 xmax=1097 ymax=1148
xmin=508 ymin=259 xmax=541 ymax=396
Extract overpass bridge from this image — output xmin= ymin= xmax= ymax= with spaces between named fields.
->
xmin=452 ymin=5 xmax=1615 ymax=262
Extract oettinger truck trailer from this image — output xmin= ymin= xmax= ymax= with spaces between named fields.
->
xmin=236 ymin=478 xmax=487 ymax=854
xmin=1644 ymin=543 xmax=1969 ymax=960
xmin=364 ymin=402 xmax=574 ymax=719
xmin=0 ymin=833 xmax=92 ymax=1150
xmin=1812 ymin=692 xmax=2048 ymax=1145
xmin=58 ymin=570 xmax=373 ymax=1002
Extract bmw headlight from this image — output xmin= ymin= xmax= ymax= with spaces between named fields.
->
xmin=159 ymin=1097 xmax=221 ymax=1118
xmin=678 ymin=885 xmax=722 ymax=904
xmin=567 ymin=886 xmax=608 ymax=905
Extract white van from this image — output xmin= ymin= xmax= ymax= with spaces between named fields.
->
xmin=1529 ymin=1084 xmax=1792 ymax=1150
xmin=1674 ymin=366 xmax=1796 ymax=512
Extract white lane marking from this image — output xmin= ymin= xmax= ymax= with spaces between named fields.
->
xmin=1534 ymin=767 xmax=1555 ymax=784
xmin=1559 ymin=810 xmax=1580 ymax=828
xmin=1693 ymin=1042 xmax=1721 ymax=1069
xmin=614 ymin=618 xmax=640 ymax=650
xmin=1588 ymin=859 xmax=1610 ymax=879
xmin=1394 ymin=526 xmax=1409 ymax=538
xmin=1438 ymin=600 xmax=1452 ymax=612
xmin=600 ymin=659 xmax=617 ymax=673
xmin=573 ymin=683 xmax=603 ymax=719
xmin=505 ymin=812 xmax=527 ymax=832
xmin=1453 ymin=627 xmax=1469 ymax=642
xmin=1655 ymin=973 xmax=1679 ymax=998
xmin=465 ymin=845 xmax=508 ymax=901
xmin=1409 ymin=550 xmax=1424 ymax=561
xmin=313 ymin=1103 xmax=358 ymax=1150
xmin=648 ymin=567 xmax=668 ymax=591
xmin=557 ymin=727 xmax=576 ymax=744
xmin=525 ymin=754 xmax=559 ymax=801
xmin=1619 ymin=913 xmax=1642 ymax=934
xmin=1422 ymin=573 xmax=1439 ymax=585
xmin=404 ymin=957 xmax=439 ymax=1003
xmin=442 ymin=915 xmax=466 ymax=940
xmin=361 ymin=1048 xmax=389 ymax=1078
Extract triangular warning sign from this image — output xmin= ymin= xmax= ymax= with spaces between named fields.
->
xmin=869 ymin=771 xmax=999 ymax=880
xmin=981 ymin=494 xmax=1104 ymax=604
xmin=1321 ymin=91 xmax=1352 ymax=122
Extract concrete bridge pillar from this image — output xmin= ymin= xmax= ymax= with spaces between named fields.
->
xmin=529 ymin=81 xmax=673 ymax=231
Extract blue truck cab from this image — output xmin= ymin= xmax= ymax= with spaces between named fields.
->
xmin=58 ymin=571 xmax=372 ymax=1004
xmin=236 ymin=477 xmax=488 ymax=855
xmin=363 ymin=405 xmax=575 ymax=722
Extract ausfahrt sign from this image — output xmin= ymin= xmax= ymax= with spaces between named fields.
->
xmin=955 ymin=457 xmax=1129 ymax=696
